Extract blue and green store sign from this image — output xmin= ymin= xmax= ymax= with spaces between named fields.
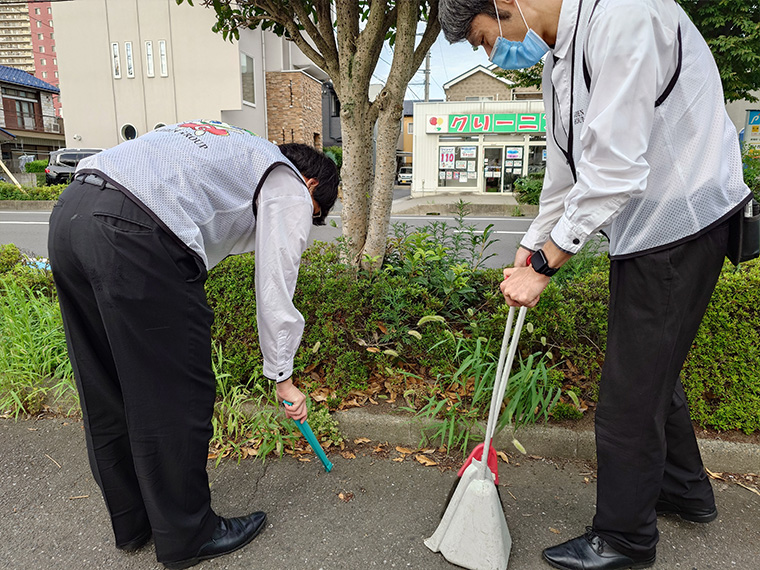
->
xmin=426 ymin=113 xmax=547 ymax=134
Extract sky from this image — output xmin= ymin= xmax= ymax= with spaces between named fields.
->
xmin=373 ymin=26 xmax=493 ymax=102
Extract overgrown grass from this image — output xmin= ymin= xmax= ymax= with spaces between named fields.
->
xmin=0 ymin=272 xmax=75 ymax=418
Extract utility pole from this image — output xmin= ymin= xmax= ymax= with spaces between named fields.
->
xmin=424 ymin=50 xmax=431 ymax=101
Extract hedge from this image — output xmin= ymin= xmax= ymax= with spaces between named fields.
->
xmin=204 ymin=241 xmax=760 ymax=434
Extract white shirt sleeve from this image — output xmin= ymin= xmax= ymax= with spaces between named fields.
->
xmin=521 ymin=66 xmax=575 ymax=251
xmin=254 ymin=165 xmax=312 ymax=382
xmin=548 ymin=4 xmax=672 ymax=253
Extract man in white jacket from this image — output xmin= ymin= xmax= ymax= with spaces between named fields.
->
xmin=439 ymin=1 xmax=751 ymax=569
xmin=48 ymin=121 xmax=338 ymax=570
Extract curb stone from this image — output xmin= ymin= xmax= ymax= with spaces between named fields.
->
xmin=334 ymin=407 xmax=760 ymax=474
xmin=0 ymin=200 xmax=55 ymax=211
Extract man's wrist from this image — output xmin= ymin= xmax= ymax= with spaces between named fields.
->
xmin=527 ymin=248 xmax=560 ymax=277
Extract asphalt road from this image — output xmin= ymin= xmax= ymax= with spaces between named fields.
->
xmin=0 ymin=206 xmax=531 ymax=270
xmin=2 ymin=417 xmax=759 ymax=570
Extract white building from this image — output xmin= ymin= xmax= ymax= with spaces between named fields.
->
xmin=51 ymin=0 xmax=327 ymax=149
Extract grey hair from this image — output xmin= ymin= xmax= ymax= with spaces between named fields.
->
xmin=438 ymin=0 xmax=498 ymax=43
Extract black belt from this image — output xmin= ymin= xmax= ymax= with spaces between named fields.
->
xmin=75 ymin=173 xmax=119 ymax=191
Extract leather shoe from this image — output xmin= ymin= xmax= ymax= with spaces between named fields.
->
xmin=163 ymin=512 xmax=267 ymax=570
xmin=655 ymin=497 xmax=718 ymax=523
xmin=116 ymin=529 xmax=152 ymax=552
xmin=542 ymin=527 xmax=655 ymax=570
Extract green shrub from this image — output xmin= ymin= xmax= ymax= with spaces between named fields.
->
xmin=514 ymin=170 xmax=545 ymax=205
xmin=0 ymin=243 xmax=24 ymax=273
xmin=743 ymin=145 xmax=760 ymax=202
xmin=323 ymin=145 xmax=343 ymax=173
xmin=24 ymin=160 xmax=48 ymax=173
xmin=682 ymin=260 xmax=760 ymax=433
xmin=0 ymin=182 xmax=67 ymax=201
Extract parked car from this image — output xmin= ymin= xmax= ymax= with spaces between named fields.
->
xmin=397 ymin=166 xmax=413 ymax=185
xmin=45 ymin=148 xmax=103 ymax=185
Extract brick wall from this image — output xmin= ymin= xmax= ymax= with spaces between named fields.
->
xmin=446 ymin=72 xmax=513 ymax=101
xmin=266 ymin=71 xmax=323 ymax=147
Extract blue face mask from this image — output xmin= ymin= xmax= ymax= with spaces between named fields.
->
xmin=488 ymin=0 xmax=550 ymax=70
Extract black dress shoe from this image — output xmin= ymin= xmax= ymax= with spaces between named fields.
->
xmin=116 ymin=528 xmax=152 ymax=552
xmin=655 ymin=497 xmax=718 ymax=523
xmin=163 ymin=512 xmax=267 ymax=570
xmin=542 ymin=527 xmax=656 ymax=570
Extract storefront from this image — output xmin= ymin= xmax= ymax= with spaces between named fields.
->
xmin=411 ymin=100 xmax=546 ymax=196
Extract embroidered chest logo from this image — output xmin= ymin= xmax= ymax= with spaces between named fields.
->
xmin=573 ymin=110 xmax=585 ymax=126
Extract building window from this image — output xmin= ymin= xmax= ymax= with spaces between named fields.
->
xmin=42 ymin=71 xmax=47 ymax=78
xmin=37 ymin=33 xmax=43 ymax=40
xmin=240 ymin=52 xmax=255 ymax=106
xmin=47 ymin=7 xmax=51 ymax=14
xmin=2 ymin=87 xmax=39 ymax=131
xmin=111 ymin=43 xmax=121 ymax=79
xmin=407 ymin=122 xmax=414 ymax=134
xmin=158 ymin=40 xmax=168 ymax=77
xmin=36 ymin=21 xmax=41 ymax=28
xmin=465 ymin=96 xmax=494 ymax=101
xmin=50 ymin=33 xmax=54 ymax=40
xmin=39 ymin=46 xmax=44 ymax=53
xmin=438 ymin=144 xmax=479 ymax=188
xmin=145 ymin=41 xmax=154 ymax=77
xmin=54 ymin=71 xmax=58 ymax=78
xmin=121 ymin=124 xmax=138 ymax=141
xmin=40 ymin=58 xmax=46 ymax=66
xmin=125 ymin=42 xmax=134 ymax=78
xmin=35 ymin=8 xmax=40 ymax=14
xmin=331 ymin=93 xmax=340 ymax=117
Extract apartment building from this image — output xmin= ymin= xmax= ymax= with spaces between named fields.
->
xmin=52 ymin=0 xmax=328 ymax=150
xmin=0 ymin=2 xmax=34 ymax=72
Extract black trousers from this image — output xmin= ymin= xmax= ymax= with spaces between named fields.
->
xmin=48 ymin=180 xmax=219 ymax=563
xmin=593 ymin=222 xmax=728 ymax=558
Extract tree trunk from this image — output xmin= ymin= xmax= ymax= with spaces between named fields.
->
xmin=361 ymin=93 xmax=404 ymax=270
xmin=338 ymin=88 xmax=374 ymax=265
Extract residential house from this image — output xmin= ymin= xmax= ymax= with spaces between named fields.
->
xmin=0 ymin=64 xmax=63 ymax=168
xmin=444 ymin=64 xmax=542 ymax=102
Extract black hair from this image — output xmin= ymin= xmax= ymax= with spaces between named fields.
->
xmin=439 ymin=0 xmax=499 ymax=43
xmin=279 ymin=143 xmax=339 ymax=226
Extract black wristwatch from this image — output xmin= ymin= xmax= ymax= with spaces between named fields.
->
xmin=528 ymin=249 xmax=559 ymax=277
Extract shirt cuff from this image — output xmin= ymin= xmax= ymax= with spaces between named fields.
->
xmin=549 ymin=216 xmax=586 ymax=254
xmin=263 ymin=360 xmax=293 ymax=383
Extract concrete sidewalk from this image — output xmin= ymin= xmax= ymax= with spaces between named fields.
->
xmin=2 ymin=415 xmax=759 ymax=570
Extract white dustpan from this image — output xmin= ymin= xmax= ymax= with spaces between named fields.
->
xmin=425 ymin=306 xmax=528 ymax=570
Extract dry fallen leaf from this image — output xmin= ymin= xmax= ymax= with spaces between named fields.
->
xmin=354 ymin=438 xmax=371 ymax=444
xmin=549 ymin=528 xmax=561 ymax=535
xmin=415 ymin=454 xmax=438 ymax=467
xmin=298 ymin=458 xmax=311 ymax=463
xmin=395 ymin=446 xmax=414 ymax=455
xmin=366 ymin=347 xmax=380 ymax=353
xmin=341 ymin=451 xmax=356 ymax=459
xmin=392 ymin=457 xmax=405 ymax=462
xmin=497 ymin=451 xmax=509 ymax=463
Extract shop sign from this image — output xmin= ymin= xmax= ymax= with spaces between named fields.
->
xmin=427 ymin=113 xmax=546 ymax=134
xmin=746 ymin=110 xmax=760 ymax=146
